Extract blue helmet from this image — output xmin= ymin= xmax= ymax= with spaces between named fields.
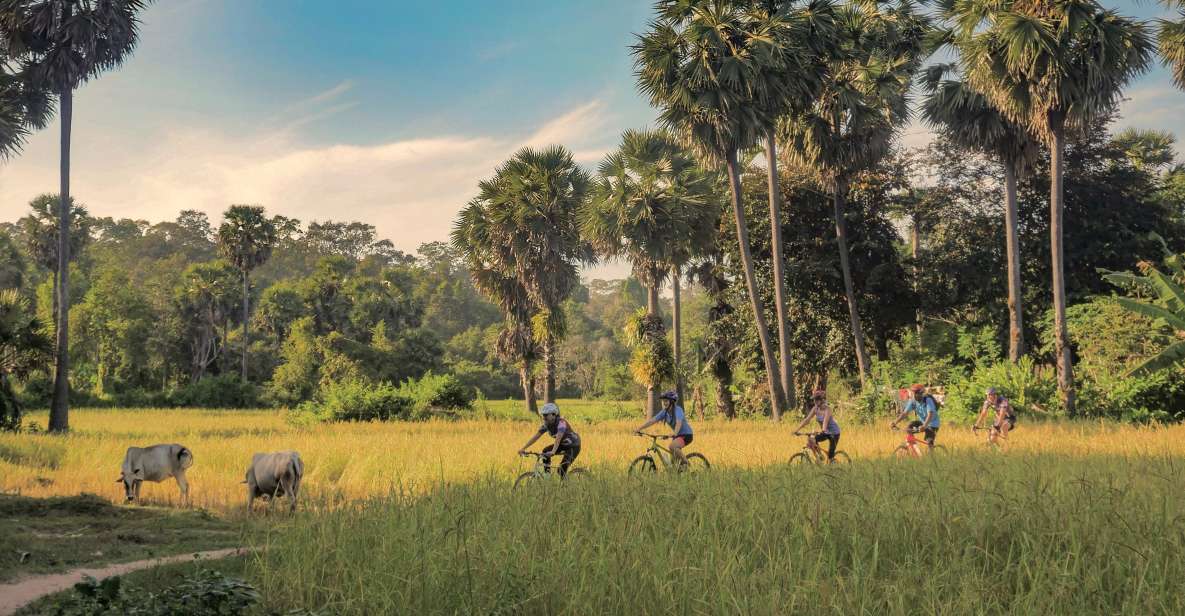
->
xmin=659 ymin=391 xmax=678 ymax=402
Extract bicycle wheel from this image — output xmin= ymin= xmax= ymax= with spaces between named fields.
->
xmin=789 ymin=451 xmax=813 ymax=465
xmin=684 ymin=452 xmax=710 ymax=472
xmin=893 ymin=444 xmax=915 ymax=459
xmin=628 ymin=455 xmax=657 ymax=475
xmin=513 ymin=472 xmax=539 ymax=490
xmin=830 ymin=451 xmax=850 ymax=464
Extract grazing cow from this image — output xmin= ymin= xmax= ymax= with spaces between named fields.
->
xmin=117 ymin=444 xmax=194 ymax=504
xmin=244 ymin=451 xmax=304 ymax=513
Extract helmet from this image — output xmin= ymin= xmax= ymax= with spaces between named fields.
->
xmin=812 ymin=389 xmax=826 ymax=399
xmin=910 ymin=384 xmax=925 ymax=394
xmin=541 ymin=402 xmax=560 ymax=416
xmin=659 ymin=391 xmax=679 ymax=402
xmin=985 ymin=387 xmax=997 ymax=396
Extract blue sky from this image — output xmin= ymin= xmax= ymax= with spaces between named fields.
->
xmin=0 ymin=0 xmax=1182 ymax=279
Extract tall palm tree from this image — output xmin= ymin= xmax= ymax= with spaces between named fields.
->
xmin=217 ymin=205 xmax=277 ymax=382
xmin=452 ymin=146 xmax=590 ymax=405
xmin=584 ymin=129 xmax=718 ymax=415
xmin=0 ymin=0 xmax=151 ymax=432
xmin=954 ymin=0 xmax=1154 ymax=414
xmin=920 ymin=63 xmax=1038 ymax=361
xmin=1160 ymin=0 xmax=1185 ymax=89
xmin=16 ymin=193 xmax=88 ymax=323
xmin=634 ymin=0 xmax=790 ymax=419
xmin=0 ymin=289 xmax=52 ymax=431
xmin=781 ymin=0 xmax=929 ymax=389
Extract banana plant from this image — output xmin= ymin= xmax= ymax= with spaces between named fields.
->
xmin=1102 ymin=235 xmax=1185 ymax=376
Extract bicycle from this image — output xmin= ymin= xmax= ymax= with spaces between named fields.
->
xmin=789 ymin=431 xmax=850 ymax=465
xmin=892 ymin=425 xmax=948 ymax=458
xmin=628 ymin=433 xmax=710 ymax=475
xmin=513 ymin=451 xmax=586 ymax=490
xmin=973 ymin=424 xmax=1008 ymax=450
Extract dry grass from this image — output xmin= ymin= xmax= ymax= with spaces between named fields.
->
xmin=0 ymin=406 xmax=1178 ymax=513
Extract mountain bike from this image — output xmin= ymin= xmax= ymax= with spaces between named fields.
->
xmin=892 ymin=425 xmax=948 ymax=458
xmin=789 ymin=431 xmax=850 ymax=465
xmin=513 ymin=451 xmax=586 ymax=490
xmin=973 ymin=424 xmax=1008 ymax=450
xmin=628 ymin=433 xmax=710 ymax=475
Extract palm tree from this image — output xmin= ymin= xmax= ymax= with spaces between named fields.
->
xmin=217 ymin=205 xmax=277 ymax=382
xmin=781 ymin=0 xmax=929 ymax=389
xmin=452 ymin=146 xmax=590 ymax=405
xmin=954 ymin=0 xmax=1154 ymax=414
xmin=1160 ymin=0 xmax=1185 ymax=89
xmin=17 ymin=194 xmax=89 ymax=323
xmin=0 ymin=62 xmax=52 ymax=160
xmin=584 ymin=129 xmax=718 ymax=415
xmin=634 ymin=0 xmax=790 ymax=419
xmin=0 ymin=289 xmax=52 ymax=431
xmin=0 ymin=0 xmax=152 ymax=432
xmin=920 ymin=63 xmax=1038 ymax=361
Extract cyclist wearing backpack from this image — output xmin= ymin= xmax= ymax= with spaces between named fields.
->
xmin=974 ymin=387 xmax=1016 ymax=444
xmin=518 ymin=402 xmax=581 ymax=477
xmin=891 ymin=384 xmax=941 ymax=447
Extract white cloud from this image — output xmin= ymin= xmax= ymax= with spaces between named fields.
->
xmin=0 ymin=96 xmax=620 ymax=264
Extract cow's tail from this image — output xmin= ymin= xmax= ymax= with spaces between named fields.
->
xmin=289 ymin=454 xmax=303 ymax=481
xmin=177 ymin=446 xmax=195 ymax=470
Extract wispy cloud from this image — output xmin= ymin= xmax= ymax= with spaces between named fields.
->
xmin=477 ymin=40 xmax=523 ymax=63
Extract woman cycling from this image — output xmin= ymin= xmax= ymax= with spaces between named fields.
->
xmin=792 ymin=389 xmax=841 ymax=462
xmin=636 ymin=391 xmax=693 ymax=468
xmin=518 ymin=402 xmax=581 ymax=477
xmin=973 ymin=387 xmax=1016 ymax=444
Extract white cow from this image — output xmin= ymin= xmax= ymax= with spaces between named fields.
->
xmin=117 ymin=444 xmax=194 ymax=504
xmin=244 ymin=451 xmax=304 ymax=513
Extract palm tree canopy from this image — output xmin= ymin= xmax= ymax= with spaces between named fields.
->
xmin=952 ymin=0 xmax=1155 ymax=139
xmin=217 ymin=205 xmax=277 ymax=275
xmin=584 ymin=128 xmax=720 ymax=287
xmin=0 ymin=0 xmax=150 ymax=92
xmin=919 ymin=62 xmax=1038 ymax=173
xmin=0 ymin=65 xmax=52 ymax=159
xmin=0 ymin=288 xmax=52 ymax=380
xmin=1161 ymin=0 xmax=1185 ymax=89
xmin=17 ymin=193 xmax=88 ymax=269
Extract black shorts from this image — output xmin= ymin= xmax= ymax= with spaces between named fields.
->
xmin=994 ymin=416 xmax=1016 ymax=431
xmin=541 ymin=443 xmax=581 ymax=476
xmin=672 ymin=434 xmax=694 ymax=447
xmin=813 ymin=432 xmax=840 ymax=458
xmin=923 ymin=426 xmax=938 ymax=444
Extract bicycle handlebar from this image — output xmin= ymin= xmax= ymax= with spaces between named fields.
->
xmin=635 ymin=432 xmax=670 ymax=440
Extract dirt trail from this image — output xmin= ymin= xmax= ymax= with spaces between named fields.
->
xmin=0 ymin=547 xmax=244 ymax=615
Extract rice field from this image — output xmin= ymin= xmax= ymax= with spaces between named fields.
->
xmin=0 ymin=405 xmax=1180 ymax=513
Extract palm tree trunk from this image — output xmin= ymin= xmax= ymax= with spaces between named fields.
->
xmin=832 ymin=178 xmax=871 ymax=389
xmin=1049 ymin=119 xmax=1075 ymax=414
xmin=911 ymin=210 xmax=922 ymax=345
xmin=765 ymin=133 xmax=796 ymax=413
xmin=645 ymin=279 xmax=660 ymax=418
xmin=543 ymin=334 xmax=556 ymax=404
xmin=1003 ymin=163 xmax=1025 ymax=362
xmin=519 ymin=362 xmax=537 ymax=415
xmin=49 ymin=86 xmax=72 ymax=433
xmin=726 ymin=149 xmax=786 ymax=419
xmin=241 ymin=272 xmax=249 ymax=381
xmin=671 ymin=265 xmax=683 ymax=405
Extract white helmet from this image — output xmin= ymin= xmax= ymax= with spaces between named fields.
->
xmin=541 ymin=402 xmax=560 ymax=416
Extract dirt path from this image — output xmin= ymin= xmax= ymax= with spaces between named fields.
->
xmin=0 ymin=547 xmax=245 ymax=615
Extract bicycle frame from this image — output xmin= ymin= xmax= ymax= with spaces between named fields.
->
xmin=639 ymin=434 xmax=677 ymax=469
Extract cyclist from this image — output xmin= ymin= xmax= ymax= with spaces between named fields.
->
xmin=518 ymin=402 xmax=581 ymax=477
xmin=792 ymin=389 xmax=841 ymax=462
xmin=636 ymin=391 xmax=693 ymax=468
xmin=891 ymin=383 xmax=940 ymax=448
xmin=974 ymin=387 xmax=1016 ymax=444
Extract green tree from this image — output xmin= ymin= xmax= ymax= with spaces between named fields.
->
xmin=175 ymin=260 xmax=239 ymax=383
xmin=584 ymin=129 xmax=717 ymax=414
xmin=781 ymin=0 xmax=929 ymax=389
xmin=217 ymin=205 xmax=277 ymax=382
xmin=956 ymin=0 xmax=1154 ymax=413
xmin=17 ymin=193 xmax=89 ymax=322
xmin=634 ymin=0 xmax=790 ymax=419
xmin=1102 ymin=247 xmax=1185 ymax=376
xmin=451 ymin=146 xmax=590 ymax=404
xmin=0 ymin=289 xmax=51 ymax=430
xmin=0 ymin=233 xmax=26 ymax=290
xmin=920 ymin=63 xmax=1039 ymax=361
xmin=1 ymin=0 xmax=152 ymax=431
xmin=1160 ymin=0 xmax=1185 ymax=89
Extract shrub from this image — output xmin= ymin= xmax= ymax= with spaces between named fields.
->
xmin=942 ymin=357 xmax=1059 ymax=421
xmin=396 ymin=372 xmax=474 ymax=418
xmin=48 ymin=569 xmax=259 ymax=615
xmin=169 ymin=374 xmax=259 ymax=409
xmin=291 ymin=380 xmax=410 ymax=424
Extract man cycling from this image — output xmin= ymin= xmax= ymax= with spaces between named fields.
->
xmin=518 ymin=402 xmax=581 ymax=477
xmin=891 ymin=384 xmax=940 ymax=447
xmin=636 ymin=391 xmax=693 ymax=468
xmin=792 ymin=389 xmax=841 ymax=462
xmin=974 ymin=387 xmax=1016 ymax=444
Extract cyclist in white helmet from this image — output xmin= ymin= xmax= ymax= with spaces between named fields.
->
xmin=518 ymin=402 xmax=581 ymax=477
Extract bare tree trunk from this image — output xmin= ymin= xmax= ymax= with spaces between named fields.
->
xmin=726 ymin=149 xmax=786 ymax=419
xmin=543 ymin=335 xmax=556 ymax=404
xmin=715 ymin=378 xmax=735 ymax=420
xmin=671 ymin=265 xmax=683 ymax=405
xmin=49 ymin=86 xmax=72 ymax=433
xmin=911 ymin=209 xmax=922 ymax=345
xmin=645 ymin=279 xmax=660 ymax=418
xmin=1003 ymin=163 xmax=1025 ymax=362
xmin=520 ymin=362 xmax=538 ymax=415
xmin=1049 ymin=119 xmax=1075 ymax=414
xmin=832 ymin=179 xmax=871 ymax=389
xmin=241 ymin=272 xmax=249 ymax=381
xmin=765 ymin=133 xmax=796 ymax=414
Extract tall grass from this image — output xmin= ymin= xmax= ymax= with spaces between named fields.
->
xmin=248 ymin=453 xmax=1185 ymax=615
xmin=1 ymin=407 xmax=1181 ymax=514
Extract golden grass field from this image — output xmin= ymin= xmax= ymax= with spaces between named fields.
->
xmin=0 ymin=405 xmax=1179 ymax=512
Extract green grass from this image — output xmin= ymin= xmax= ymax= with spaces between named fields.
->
xmin=0 ymin=494 xmax=240 ymax=583
xmin=244 ymin=451 xmax=1185 ymax=615
xmin=474 ymin=398 xmax=640 ymax=422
